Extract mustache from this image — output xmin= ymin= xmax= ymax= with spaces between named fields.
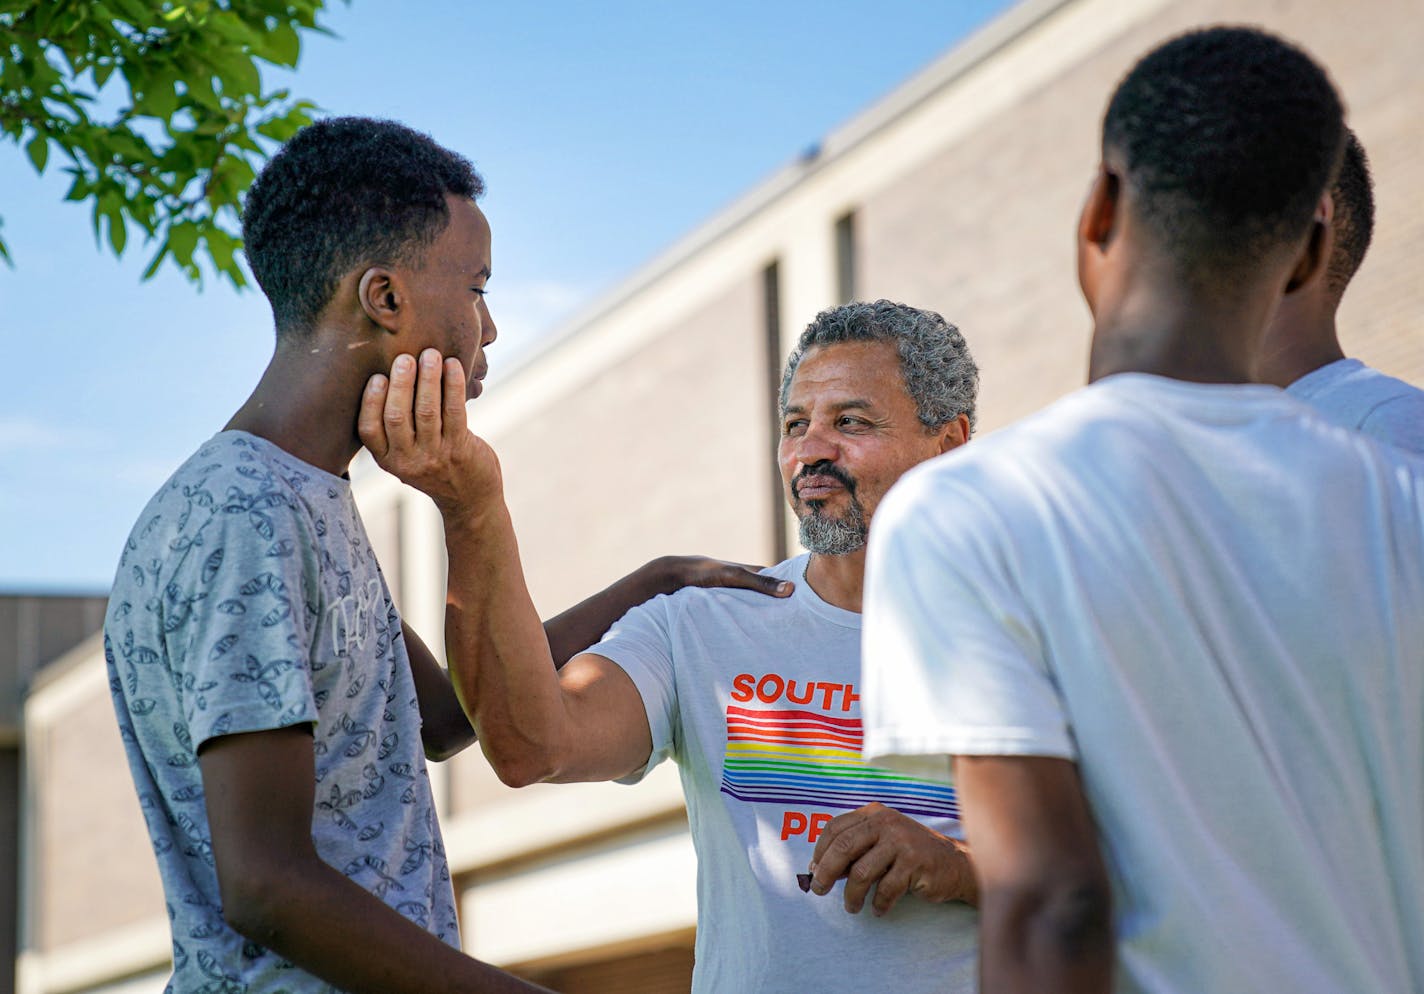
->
xmin=792 ymin=461 xmax=858 ymax=500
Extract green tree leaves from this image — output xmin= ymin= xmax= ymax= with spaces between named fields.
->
xmin=0 ymin=1 xmax=339 ymax=289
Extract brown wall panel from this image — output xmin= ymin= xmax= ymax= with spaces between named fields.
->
xmin=491 ymin=274 xmax=775 ymax=620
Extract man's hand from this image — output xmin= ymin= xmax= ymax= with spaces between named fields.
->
xmin=358 ymin=349 xmax=500 ymax=518
xmin=806 ymin=802 xmax=976 ymax=915
xmin=543 ymin=556 xmax=791 ymax=667
xmin=648 ymin=556 xmax=793 ymax=599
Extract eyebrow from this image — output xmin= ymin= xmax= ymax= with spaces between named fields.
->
xmin=782 ymin=398 xmax=876 ymax=416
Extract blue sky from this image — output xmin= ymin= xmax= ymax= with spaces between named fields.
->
xmin=0 ymin=0 xmax=1014 ymax=592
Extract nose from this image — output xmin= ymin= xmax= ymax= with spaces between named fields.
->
xmin=792 ymin=421 xmax=839 ymax=469
xmin=479 ymin=296 xmax=498 ymax=346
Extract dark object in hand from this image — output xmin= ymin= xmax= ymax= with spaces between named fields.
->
xmin=796 ymin=873 xmax=813 ymax=893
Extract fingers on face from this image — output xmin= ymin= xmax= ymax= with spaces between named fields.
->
xmin=384 ymin=349 xmax=467 ymax=447
xmin=358 ymin=374 xmax=391 ymax=457
xmin=383 ymin=353 xmax=418 ymax=446
xmin=442 ymin=358 xmax=468 ymax=435
xmin=413 ymin=349 xmax=444 ymax=435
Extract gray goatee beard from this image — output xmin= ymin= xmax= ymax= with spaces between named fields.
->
xmin=798 ymin=498 xmax=867 ymax=556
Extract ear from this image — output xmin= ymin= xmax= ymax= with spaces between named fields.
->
xmin=1076 ymin=165 xmax=1121 ymax=313
xmin=357 ymin=266 xmax=403 ymax=333
xmin=936 ymin=413 xmax=971 ymax=454
xmin=1078 ymin=165 xmax=1120 ymax=249
xmin=1284 ymin=193 xmax=1333 ymax=294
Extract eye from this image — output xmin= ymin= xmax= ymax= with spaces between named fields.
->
xmin=471 ymin=287 xmax=488 ymax=297
xmin=782 ymin=418 xmax=808 ymax=437
xmin=837 ymin=415 xmax=867 ymax=429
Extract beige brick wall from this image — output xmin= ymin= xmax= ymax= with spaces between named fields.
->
xmin=33 ymin=668 xmax=163 ymax=949
xmin=488 ymin=272 xmax=776 ymax=620
xmin=860 ymin=0 xmax=1424 ymax=435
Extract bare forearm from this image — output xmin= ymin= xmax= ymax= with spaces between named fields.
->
xmin=979 ymin=884 xmax=1113 ymax=993
xmin=955 ymin=756 xmax=1114 ymax=994
xmin=543 ymin=559 xmax=674 ymax=666
xmin=443 ymin=501 xmax=571 ymax=785
xmin=545 ymin=555 xmax=791 ymax=665
xmin=404 ymin=625 xmax=477 ymax=762
xmin=232 ymin=854 xmax=547 ymax=994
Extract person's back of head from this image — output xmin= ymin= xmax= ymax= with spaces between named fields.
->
xmin=241 ymin=116 xmax=484 ymax=339
xmin=1102 ymin=26 xmax=1345 ymax=283
xmin=1324 ymin=129 xmax=1374 ymax=300
xmin=1254 ymin=127 xmax=1374 ymax=386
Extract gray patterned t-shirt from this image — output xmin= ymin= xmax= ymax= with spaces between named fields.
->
xmin=104 ymin=431 xmax=458 ymax=994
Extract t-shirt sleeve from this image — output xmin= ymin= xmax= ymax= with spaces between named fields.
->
xmin=587 ymin=596 xmax=679 ymax=784
xmin=860 ymin=467 xmax=1076 ymax=778
xmin=169 ymin=491 xmax=322 ymax=752
xmin=1360 ymin=395 xmax=1424 ymax=455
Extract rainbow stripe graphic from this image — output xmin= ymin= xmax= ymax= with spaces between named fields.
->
xmin=719 ymin=705 xmax=959 ymax=821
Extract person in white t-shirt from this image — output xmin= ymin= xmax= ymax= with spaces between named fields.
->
xmin=372 ymin=299 xmax=985 ymax=992
xmin=861 ymin=26 xmax=1424 ymax=994
xmin=1257 ymin=128 xmax=1424 ymax=453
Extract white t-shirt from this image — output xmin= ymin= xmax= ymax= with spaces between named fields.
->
xmin=592 ymin=554 xmax=977 ymax=994
xmin=861 ymin=374 xmax=1424 ymax=994
xmin=1288 ymin=356 xmax=1424 ymax=454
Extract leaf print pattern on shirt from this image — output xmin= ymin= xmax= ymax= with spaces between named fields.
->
xmin=104 ymin=431 xmax=460 ymax=993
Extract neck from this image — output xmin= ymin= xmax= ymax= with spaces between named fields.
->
xmin=1255 ymin=298 xmax=1344 ymax=388
xmin=1088 ymin=266 xmax=1280 ymax=386
xmin=226 ymin=331 xmax=380 ymax=476
xmin=803 ymin=549 xmax=866 ymax=613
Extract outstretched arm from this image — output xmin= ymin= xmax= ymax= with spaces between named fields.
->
xmin=407 ymin=554 xmax=787 ymax=762
xmin=807 ymin=801 xmax=977 ymax=915
xmin=956 ymin=755 xmax=1113 ymax=994
xmin=358 ymin=349 xmax=665 ymax=785
xmin=370 ymin=350 xmax=788 ymax=769
xmin=200 ymin=726 xmax=551 ymax=994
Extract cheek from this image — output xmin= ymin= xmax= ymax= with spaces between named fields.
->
xmin=852 ymin=450 xmax=916 ymax=502
xmin=776 ymin=443 xmax=800 ymax=493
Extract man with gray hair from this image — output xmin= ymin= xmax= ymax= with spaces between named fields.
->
xmin=378 ymin=299 xmax=982 ymax=992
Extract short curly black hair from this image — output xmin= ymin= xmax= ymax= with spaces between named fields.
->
xmin=1102 ymin=26 xmax=1344 ymax=277
xmin=242 ymin=117 xmax=484 ymax=336
xmin=1326 ymin=129 xmax=1374 ymax=298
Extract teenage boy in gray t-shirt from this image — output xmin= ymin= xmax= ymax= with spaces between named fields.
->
xmin=106 ymin=117 xmax=782 ymax=994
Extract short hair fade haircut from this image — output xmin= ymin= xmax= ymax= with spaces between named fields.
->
xmin=242 ymin=117 xmax=484 ymax=337
xmin=779 ymin=299 xmax=979 ymax=435
xmin=1102 ymin=26 xmax=1344 ymax=277
xmin=1326 ymin=129 xmax=1374 ymax=298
